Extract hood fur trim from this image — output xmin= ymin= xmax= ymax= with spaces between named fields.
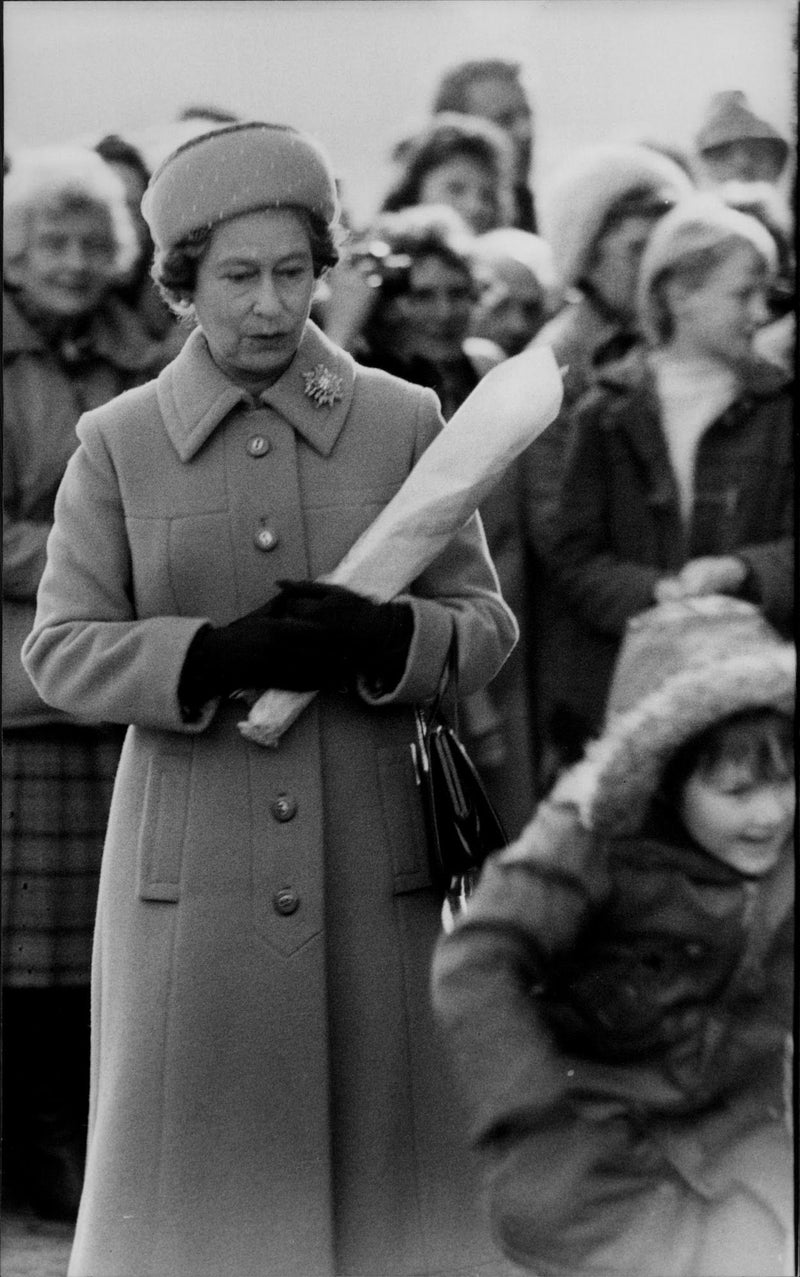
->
xmin=556 ymin=647 xmax=795 ymax=835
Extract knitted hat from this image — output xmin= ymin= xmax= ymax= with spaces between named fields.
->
xmin=636 ymin=192 xmax=778 ymax=344
xmin=695 ymin=91 xmax=789 ymax=168
xmin=539 ymin=143 xmax=694 ymax=288
xmin=141 ymin=122 xmax=339 ymax=252
xmin=554 ymin=596 xmax=794 ymax=836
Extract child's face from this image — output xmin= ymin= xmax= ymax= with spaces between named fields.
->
xmin=679 ymin=758 xmax=794 ymax=875
xmin=671 ymin=242 xmax=770 ymax=367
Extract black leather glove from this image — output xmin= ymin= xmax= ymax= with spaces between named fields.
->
xmin=270 ymin=580 xmax=414 ymax=693
xmin=178 ymin=600 xmax=357 ymax=715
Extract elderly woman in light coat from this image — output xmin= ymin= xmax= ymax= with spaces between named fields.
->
xmin=23 ymin=122 xmax=519 ymax=1277
xmin=3 ymin=144 xmax=164 ymax=1220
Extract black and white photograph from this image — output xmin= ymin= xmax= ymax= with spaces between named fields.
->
xmin=2 ymin=2 xmax=796 ymax=1275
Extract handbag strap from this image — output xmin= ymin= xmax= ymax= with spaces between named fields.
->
xmin=423 ymin=630 xmax=460 ymax=733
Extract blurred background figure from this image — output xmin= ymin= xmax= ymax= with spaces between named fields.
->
xmin=520 ymin=143 xmax=694 ymax=789
xmin=548 ymin=194 xmax=793 ymax=754
xmin=2 ymin=144 xmax=165 ymax=1221
xmin=720 ymin=178 xmax=795 ymax=374
xmin=693 ymin=89 xmax=791 ymax=186
xmin=535 ymin=144 xmax=695 ymax=404
xmin=432 ymin=58 xmax=537 ymax=232
xmin=469 ymin=226 xmax=561 ymax=357
xmin=329 ymin=203 xmax=500 ymax=414
xmin=93 ymin=133 xmax=186 ymax=355
xmin=381 ymin=113 xmax=515 ymax=236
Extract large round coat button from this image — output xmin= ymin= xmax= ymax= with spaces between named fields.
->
xmin=254 ymin=526 xmax=279 ymax=552
xmin=246 ymin=434 xmax=271 ymax=457
xmin=271 ymin=794 xmax=298 ymax=823
xmin=273 ymin=888 xmax=300 ymax=916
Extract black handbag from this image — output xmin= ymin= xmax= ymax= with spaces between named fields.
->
xmin=411 ymin=639 xmax=508 ymax=905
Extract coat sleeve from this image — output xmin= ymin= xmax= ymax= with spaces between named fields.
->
xmin=431 ymin=797 xmax=608 ymax=1144
xmin=21 ymin=414 xmax=214 ymax=732
xmin=360 ymin=385 xmax=519 ymax=705
xmin=548 ymin=399 xmax=662 ymax=634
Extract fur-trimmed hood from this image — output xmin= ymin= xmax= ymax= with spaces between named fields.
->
xmin=551 ymin=596 xmax=795 ymax=835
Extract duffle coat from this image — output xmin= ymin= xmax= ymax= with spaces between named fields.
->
xmin=23 ymin=320 xmax=519 ymax=1277
xmin=548 ymin=354 xmax=794 ymax=736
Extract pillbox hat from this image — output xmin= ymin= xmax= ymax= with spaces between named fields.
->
xmin=141 ymin=122 xmax=339 ymax=252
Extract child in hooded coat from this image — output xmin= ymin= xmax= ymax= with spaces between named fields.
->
xmin=432 ymin=595 xmax=795 ymax=1277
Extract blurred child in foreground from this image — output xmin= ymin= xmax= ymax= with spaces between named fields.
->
xmin=432 ymin=595 xmax=795 ymax=1277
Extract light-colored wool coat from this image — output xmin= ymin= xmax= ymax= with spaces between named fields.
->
xmin=23 ymin=320 xmax=519 ymax=1277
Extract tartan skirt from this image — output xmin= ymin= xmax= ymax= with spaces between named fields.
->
xmin=2 ymin=723 xmax=124 ymax=988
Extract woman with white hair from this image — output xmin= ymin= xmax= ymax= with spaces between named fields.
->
xmin=548 ymin=193 xmax=793 ymax=749
xmin=2 ymin=144 xmax=164 ymax=1219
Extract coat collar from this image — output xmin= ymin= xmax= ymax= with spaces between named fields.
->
xmin=157 ymin=320 xmax=356 ymax=463
xmin=2 ymin=289 xmax=161 ymax=372
xmin=594 ymin=344 xmax=791 ymax=400
xmin=589 ymin=345 xmax=791 ymax=479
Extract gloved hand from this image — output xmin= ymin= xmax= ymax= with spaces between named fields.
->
xmin=178 ymin=599 xmax=358 ymax=715
xmin=270 ymin=580 xmax=414 ymax=692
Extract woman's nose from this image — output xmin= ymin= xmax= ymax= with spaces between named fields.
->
xmin=252 ymin=277 xmax=282 ymax=315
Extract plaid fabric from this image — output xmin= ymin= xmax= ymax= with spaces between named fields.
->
xmin=2 ymin=724 xmax=124 ymax=987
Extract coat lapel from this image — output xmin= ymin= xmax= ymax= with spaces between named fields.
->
xmin=257 ymin=322 xmax=355 ymax=457
xmin=157 ymin=321 xmax=356 ymax=463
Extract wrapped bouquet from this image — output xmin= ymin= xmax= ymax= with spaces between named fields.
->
xmin=239 ymin=345 xmax=563 ymax=747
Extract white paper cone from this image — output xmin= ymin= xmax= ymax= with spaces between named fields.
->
xmin=239 ymin=346 xmax=563 ymax=746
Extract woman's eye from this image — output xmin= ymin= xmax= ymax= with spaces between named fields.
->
xmin=225 ymin=271 xmax=255 ymax=282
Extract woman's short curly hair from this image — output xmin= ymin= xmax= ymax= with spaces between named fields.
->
xmin=3 ymin=144 xmax=139 ymax=278
xmin=152 ymin=205 xmax=341 ymax=316
xmin=381 ymin=113 xmax=515 ymax=230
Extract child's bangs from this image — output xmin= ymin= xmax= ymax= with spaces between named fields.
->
xmin=696 ymin=709 xmax=795 ymax=783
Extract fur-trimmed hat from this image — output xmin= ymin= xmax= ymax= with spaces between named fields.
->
xmin=695 ymin=91 xmax=789 ymax=169
xmin=538 ymin=143 xmax=694 ymax=288
xmin=553 ymin=596 xmax=795 ymax=836
xmin=636 ymin=192 xmax=778 ymax=345
xmin=141 ymin=122 xmax=339 ymax=252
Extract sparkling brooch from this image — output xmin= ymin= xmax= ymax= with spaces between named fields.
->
xmin=302 ymin=364 xmax=344 ymax=408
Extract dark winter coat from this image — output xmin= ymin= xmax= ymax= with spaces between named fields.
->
xmin=547 ymin=354 xmax=794 ymax=737
xmin=432 ymin=794 xmax=794 ymax=1277
xmin=23 ymin=320 xmax=519 ymax=1277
